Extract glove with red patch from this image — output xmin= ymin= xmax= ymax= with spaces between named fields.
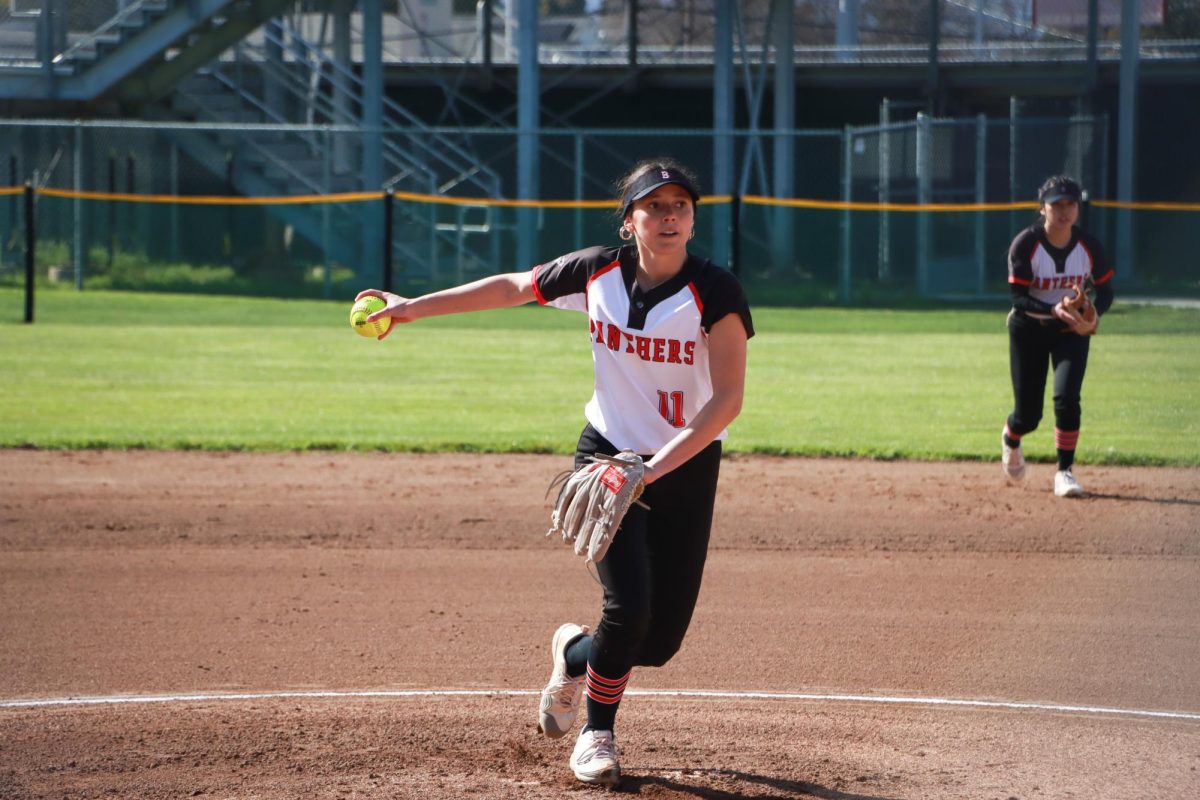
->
xmin=546 ymin=450 xmax=647 ymax=565
xmin=1052 ymin=285 xmax=1099 ymax=336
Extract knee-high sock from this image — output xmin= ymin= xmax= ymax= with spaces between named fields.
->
xmin=1055 ymin=427 xmax=1079 ymax=470
xmin=582 ymin=663 xmax=630 ymax=733
xmin=1004 ymin=422 xmax=1023 ymax=450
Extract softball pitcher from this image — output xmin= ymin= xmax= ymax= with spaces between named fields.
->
xmin=357 ymin=159 xmax=753 ymax=786
xmin=1002 ymin=175 xmax=1114 ymax=497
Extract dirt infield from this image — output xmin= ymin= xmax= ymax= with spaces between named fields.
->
xmin=1 ymin=450 xmax=1198 ymax=799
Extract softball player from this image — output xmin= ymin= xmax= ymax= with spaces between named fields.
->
xmin=357 ymin=159 xmax=753 ymax=786
xmin=1002 ymin=175 xmax=1114 ymax=497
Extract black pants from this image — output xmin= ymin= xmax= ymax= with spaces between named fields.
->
xmin=574 ymin=424 xmax=722 ymax=673
xmin=1006 ymin=313 xmax=1090 ymax=437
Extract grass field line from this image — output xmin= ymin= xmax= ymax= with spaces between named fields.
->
xmin=3 ymin=689 xmax=1197 ymax=722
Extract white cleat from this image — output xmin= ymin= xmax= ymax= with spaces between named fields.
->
xmin=570 ymin=729 xmax=620 ymax=786
xmin=1002 ymin=432 xmax=1026 ymax=482
xmin=537 ymin=623 xmax=587 ymax=739
xmin=1054 ymin=469 xmax=1085 ymax=498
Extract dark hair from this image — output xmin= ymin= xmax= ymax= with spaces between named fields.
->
xmin=614 ymin=158 xmax=702 ymax=221
xmin=1037 ymin=175 xmax=1085 ymax=205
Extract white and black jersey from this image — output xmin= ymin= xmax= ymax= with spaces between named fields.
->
xmin=532 ymin=244 xmax=754 ymax=455
xmin=1008 ymin=224 xmax=1115 ymax=318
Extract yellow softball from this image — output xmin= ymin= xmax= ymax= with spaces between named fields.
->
xmin=349 ymin=296 xmax=389 ymax=338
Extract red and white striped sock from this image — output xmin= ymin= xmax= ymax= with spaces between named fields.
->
xmin=1004 ymin=423 xmax=1023 ymax=447
xmin=583 ymin=665 xmax=630 ymax=732
xmin=1055 ymin=427 xmax=1079 ymax=470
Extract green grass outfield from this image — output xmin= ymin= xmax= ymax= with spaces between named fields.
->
xmin=2 ymin=288 xmax=1198 ymax=465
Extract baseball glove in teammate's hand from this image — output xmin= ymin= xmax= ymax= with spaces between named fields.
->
xmin=546 ymin=450 xmax=647 ymax=565
xmin=1052 ymin=286 xmax=1099 ymax=336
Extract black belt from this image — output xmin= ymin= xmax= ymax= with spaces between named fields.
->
xmin=1011 ymin=309 xmax=1063 ymax=328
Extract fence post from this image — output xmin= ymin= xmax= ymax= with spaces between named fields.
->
xmin=1008 ymin=96 xmax=1020 ymax=256
xmin=975 ymin=113 xmax=987 ymax=296
xmin=169 ymin=141 xmax=179 ymax=263
xmin=382 ymin=189 xmax=394 ymax=293
xmin=107 ymin=151 xmax=116 ymax=267
xmin=574 ymin=134 xmax=584 ymax=251
xmin=840 ymin=124 xmax=853 ymax=305
xmin=323 ymin=127 xmax=333 ymax=299
xmin=916 ymin=112 xmax=932 ymax=296
xmin=877 ymin=99 xmax=891 ymax=281
xmin=730 ymin=193 xmax=741 ymax=277
xmin=24 ymin=182 xmax=35 ymax=324
xmin=73 ymin=120 xmax=83 ymax=290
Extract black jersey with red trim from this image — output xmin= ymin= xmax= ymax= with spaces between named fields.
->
xmin=532 ymin=244 xmax=754 ymax=454
xmin=1008 ymin=224 xmax=1115 ymax=318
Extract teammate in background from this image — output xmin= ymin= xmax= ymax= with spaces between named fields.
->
xmin=1002 ymin=175 xmax=1114 ymax=497
xmin=356 ymin=159 xmax=753 ymax=786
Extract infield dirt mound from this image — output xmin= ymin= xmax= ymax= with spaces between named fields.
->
xmin=1 ymin=450 xmax=1197 ymax=799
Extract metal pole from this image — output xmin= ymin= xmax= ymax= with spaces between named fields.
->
xmin=772 ymin=0 xmax=795 ymax=274
xmin=878 ymin=98 xmax=891 ymax=281
xmin=40 ymin=0 xmax=56 ymax=96
xmin=362 ymin=0 xmax=384 ymax=271
xmin=429 ymin=174 xmax=438 ymax=285
xmin=125 ymin=153 xmax=135 ymax=259
xmin=333 ymin=0 xmax=353 ymax=173
xmin=730 ymin=193 xmax=741 ymax=276
xmin=573 ymin=134 xmax=583 ymax=251
xmin=916 ymin=112 xmax=931 ymax=295
xmin=322 ymin=127 xmax=332 ymax=298
xmin=1084 ymin=0 xmax=1099 ymax=107
xmin=836 ymin=0 xmax=860 ymax=62
xmin=24 ymin=182 xmax=35 ymax=324
xmin=712 ymin=0 xmax=734 ymax=266
xmin=1008 ymin=96 xmax=1019 ymax=249
xmin=516 ymin=0 xmax=539 ymax=270
xmin=73 ymin=121 xmax=82 ymax=289
xmin=1116 ymin=0 xmax=1139 ymax=281
xmin=107 ymin=152 xmax=116 ymax=267
xmin=1097 ymin=112 xmax=1111 ymax=246
xmin=383 ymin=190 xmax=394 ymax=293
xmin=481 ymin=0 xmax=493 ymax=68
xmin=626 ymin=0 xmax=638 ymax=68
xmin=840 ymin=125 xmax=853 ymax=305
xmin=975 ymin=113 xmax=987 ymax=296
xmin=169 ymin=141 xmax=179 ymax=263
xmin=926 ymin=0 xmax=941 ymax=112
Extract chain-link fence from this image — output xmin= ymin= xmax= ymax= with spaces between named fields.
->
xmin=3 ymin=115 xmax=1198 ymax=313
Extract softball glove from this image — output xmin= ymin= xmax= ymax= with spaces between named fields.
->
xmin=546 ymin=450 xmax=647 ymax=565
xmin=1052 ymin=285 xmax=1099 ymax=336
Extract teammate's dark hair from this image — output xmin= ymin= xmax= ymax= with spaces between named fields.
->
xmin=614 ymin=158 xmax=701 ymax=221
xmin=1037 ymin=175 xmax=1085 ymax=205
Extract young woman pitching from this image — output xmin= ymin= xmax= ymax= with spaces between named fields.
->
xmin=356 ymin=158 xmax=753 ymax=785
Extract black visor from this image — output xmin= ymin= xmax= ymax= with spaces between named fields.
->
xmin=620 ymin=167 xmax=701 ymax=217
xmin=1038 ymin=178 xmax=1084 ymax=204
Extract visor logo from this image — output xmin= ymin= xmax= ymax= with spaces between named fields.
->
xmin=661 ymin=170 xmax=670 ymax=179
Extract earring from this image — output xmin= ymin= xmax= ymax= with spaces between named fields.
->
xmin=619 ymin=226 xmax=634 ymax=241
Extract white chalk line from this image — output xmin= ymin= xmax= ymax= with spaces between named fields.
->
xmin=2 ymin=689 xmax=1198 ymax=722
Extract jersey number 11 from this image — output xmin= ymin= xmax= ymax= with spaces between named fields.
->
xmin=657 ymin=390 xmax=686 ymax=428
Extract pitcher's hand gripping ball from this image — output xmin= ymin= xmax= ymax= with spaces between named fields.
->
xmin=546 ymin=450 xmax=648 ymax=565
xmin=350 ymin=296 xmax=389 ymax=338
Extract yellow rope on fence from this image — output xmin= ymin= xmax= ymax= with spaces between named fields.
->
xmin=5 ymin=186 xmax=1198 ymax=212
xmin=742 ymin=195 xmax=1039 ymax=212
xmin=1092 ymin=199 xmax=1200 ymax=211
xmin=35 ymin=188 xmax=384 ymax=204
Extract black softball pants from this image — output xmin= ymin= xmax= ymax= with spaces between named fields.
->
xmin=568 ymin=423 xmax=722 ymax=731
xmin=1006 ymin=313 xmax=1091 ymax=437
